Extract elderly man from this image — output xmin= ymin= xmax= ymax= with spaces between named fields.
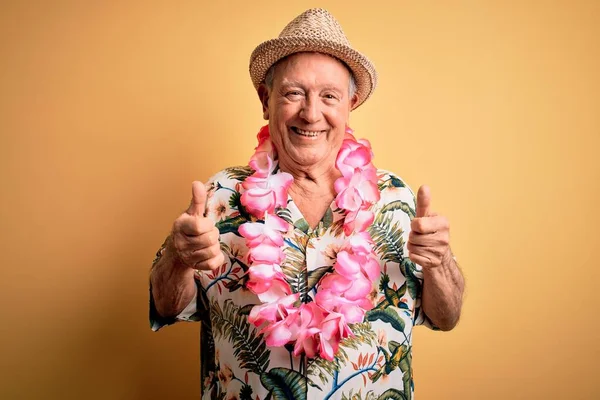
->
xmin=150 ymin=8 xmax=464 ymax=400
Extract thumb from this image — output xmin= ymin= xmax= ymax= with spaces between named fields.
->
xmin=416 ymin=185 xmax=432 ymax=218
xmin=186 ymin=181 xmax=207 ymax=217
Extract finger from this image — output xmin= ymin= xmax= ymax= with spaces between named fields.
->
xmin=408 ymin=251 xmax=435 ymax=269
xmin=173 ymin=234 xmax=221 ymax=267
xmin=416 ymin=185 xmax=432 ymax=218
xmin=186 ymin=181 xmax=207 ymax=217
xmin=174 ymin=227 xmax=220 ymax=254
xmin=192 ymin=227 xmax=220 ymax=248
xmin=411 ymin=215 xmax=449 ymax=234
xmin=408 ymin=230 xmax=449 ymax=247
xmin=195 ymin=251 xmax=225 ymax=271
xmin=407 ymin=241 xmax=447 ymax=263
xmin=177 ymin=215 xmax=216 ymax=237
xmin=191 ymin=243 xmax=223 ymax=263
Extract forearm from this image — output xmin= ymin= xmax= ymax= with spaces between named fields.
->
xmin=150 ymin=237 xmax=197 ymax=318
xmin=421 ymin=254 xmax=464 ymax=331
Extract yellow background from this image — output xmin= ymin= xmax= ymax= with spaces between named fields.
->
xmin=1 ymin=1 xmax=599 ymax=399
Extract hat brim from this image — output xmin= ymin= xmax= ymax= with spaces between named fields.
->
xmin=249 ymin=37 xmax=377 ymax=110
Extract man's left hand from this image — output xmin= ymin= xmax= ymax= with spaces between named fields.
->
xmin=407 ymin=185 xmax=453 ymax=269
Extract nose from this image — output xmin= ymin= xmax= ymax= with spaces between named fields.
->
xmin=299 ymin=95 xmax=321 ymax=124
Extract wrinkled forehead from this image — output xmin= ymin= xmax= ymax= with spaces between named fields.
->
xmin=272 ymin=52 xmax=352 ymax=87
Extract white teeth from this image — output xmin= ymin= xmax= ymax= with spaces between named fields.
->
xmin=294 ymin=128 xmax=322 ymax=137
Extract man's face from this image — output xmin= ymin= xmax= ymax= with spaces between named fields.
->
xmin=260 ymin=52 xmax=358 ymax=171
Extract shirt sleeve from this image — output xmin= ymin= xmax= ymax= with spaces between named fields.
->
xmin=411 ymin=266 xmax=440 ymax=331
xmin=149 ymin=283 xmax=202 ymax=332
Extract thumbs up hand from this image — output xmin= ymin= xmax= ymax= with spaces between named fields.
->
xmin=407 ymin=185 xmax=453 ymax=270
xmin=170 ymin=181 xmax=224 ymax=271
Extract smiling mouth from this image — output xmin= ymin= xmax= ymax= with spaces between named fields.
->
xmin=291 ymin=127 xmax=325 ymax=137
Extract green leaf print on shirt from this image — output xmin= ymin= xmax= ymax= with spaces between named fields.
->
xmin=276 ymin=207 xmax=294 ymax=225
xmin=321 ymin=207 xmax=334 ymax=229
xmin=341 ymin=389 xmax=378 ymax=400
xmin=368 ymin=212 xmax=406 ymax=266
xmin=260 ymin=367 xmax=308 ymax=400
xmin=372 ymin=342 xmax=412 ymax=400
xmin=376 ymin=388 xmax=408 ymax=400
xmin=399 ymin=351 xmax=413 ymax=399
xmin=400 ymin=259 xmax=420 ymax=300
xmin=380 ymin=201 xmax=415 ymax=219
xmin=307 ymin=266 xmax=332 ymax=291
xmin=365 ymin=308 xmax=406 ymax=333
xmin=293 ymin=218 xmax=310 ymax=234
xmin=224 ymin=165 xmax=254 ymax=181
xmin=216 ymin=214 xmax=249 ymax=236
xmin=210 ymin=299 xmax=271 ymax=375
xmin=280 ymin=235 xmax=310 ymax=301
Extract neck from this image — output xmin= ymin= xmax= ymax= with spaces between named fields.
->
xmin=277 ymin=158 xmax=341 ymax=200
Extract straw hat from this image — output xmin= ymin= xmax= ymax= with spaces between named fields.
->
xmin=249 ymin=8 xmax=377 ymax=109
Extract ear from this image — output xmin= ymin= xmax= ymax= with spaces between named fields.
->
xmin=257 ymin=84 xmax=270 ymax=120
xmin=349 ymin=93 xmax=359 ymax=110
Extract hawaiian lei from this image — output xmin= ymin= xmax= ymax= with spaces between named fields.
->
xmin=238 ymin=125 xmax=381 ymax=361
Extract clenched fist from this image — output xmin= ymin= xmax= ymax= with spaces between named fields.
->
xmin=170 ymin=181 xmax=224 ymax=271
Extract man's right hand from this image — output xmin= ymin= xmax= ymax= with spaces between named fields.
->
xmin=169 ymin=181 xmax=224 ymax=271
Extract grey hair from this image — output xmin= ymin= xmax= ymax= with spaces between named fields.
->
xmin=264 ymin=56 xmax=357 ymax=98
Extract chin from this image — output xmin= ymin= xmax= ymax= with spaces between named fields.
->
xmin=292 ymin=151 xmax=335 ymax=168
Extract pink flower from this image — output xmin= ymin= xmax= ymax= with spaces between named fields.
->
xmin=336 ymin=250 xmax=380 ymax=284
xmin=336 ymin=137 xmax=376 ymax=178
xmin=256 ymin=124 xmax=270 ymax=147
xmin=238 ymin=214 xmax=288 ymax=248
xmin=241 ymin=172 xmax=293 ymax=218
xmin=346 ymin=231 xmax=375 ymax=254
xmin=334 ymin=168 xmax=379 ymax=235
xmin=260 ymin=305 xmax=309 ymax=347
xmin=248 ymin=293 xmax=299 ymax=326
xmin=248 ymin=125 xmax=274 ymax=178
xmin=247 ymin=242 xmax=285 ymax=265
xmin=320 ymin=272 xmax=373 ymax=301
xmin=292 ymin=303 xmax=325 ymax=358
xmin=261 ymin=302 xmax=323 ymax=357
xmin=320 ymin=236 xmax=380 ymax=300
xmin=248 ymin=151 xmax=273 ymax=178
xmin=246 ymin=264 xmax=291 ymax=302
xmin=334 ymin=169 xmax=380 ymax=212
xmin=262 ymin=316 xmax=296 ymax=347
xmin=314 ymin=288 xmax=372 ymax=324
xmin=342 ymin=209 xmax=374 ymax=235
xmin=318 ymin=312 xmax=353 ymax=361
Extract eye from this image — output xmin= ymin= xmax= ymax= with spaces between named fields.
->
xmin=286 ymin=90 xmax=303 ymax=97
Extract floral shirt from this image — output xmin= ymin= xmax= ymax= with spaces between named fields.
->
xmin=150 ymin=165 xmax=436 ymax=400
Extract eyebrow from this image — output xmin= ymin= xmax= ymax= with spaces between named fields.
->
xmin=320 ymin=85 xmax=344 ymax=93
xmin=279 ymin=81 xmax=345 ymax=93
xmin=279 ymin=80 xmax=305 ymax=88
